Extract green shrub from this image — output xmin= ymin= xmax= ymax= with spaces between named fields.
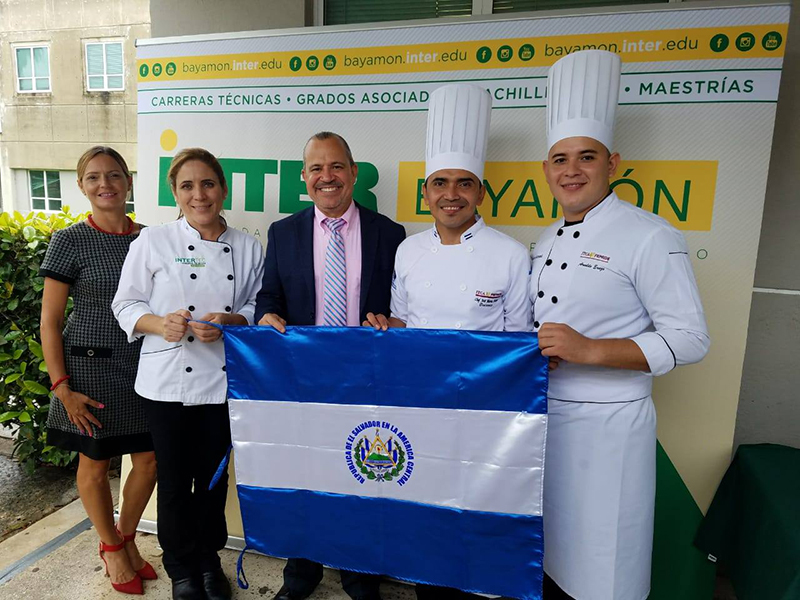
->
xmin=0 ymin=209 xmax=86 ymax=472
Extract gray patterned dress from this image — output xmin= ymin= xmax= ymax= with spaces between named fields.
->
xmin=39 ymin=220 xmax=152 ymax=459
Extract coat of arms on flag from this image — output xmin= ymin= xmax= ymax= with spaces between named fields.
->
xmin=221 ymin=326 xmax=548 ymax=600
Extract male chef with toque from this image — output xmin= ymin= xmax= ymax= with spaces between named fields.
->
xmin=365 ymin=82 xmax=531 ymax=599
xmin=532 ymin=50 xmax=710 ymax=600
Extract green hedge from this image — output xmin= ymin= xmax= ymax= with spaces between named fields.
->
xmin=0 ymin=210 xmax=85 ymax=472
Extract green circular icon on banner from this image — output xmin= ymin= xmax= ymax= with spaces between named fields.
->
xmin=762 ymin=31 xmax=783 ymax=51
xmin=497 ymin=45 xmax=513 ymax=62
xmin=735 ymin=33 xmax=755 ymax=52
xmin=306 ymin=56 xmax=319 ymax=71
xmin=152 ymin=63 xmax=163 ymax=76
xmin=290 ymin=56 xmax=302 ymax=72
xmin=476 ymin=46 xmax=492 ymax=64
xmin=323 ymin=55 xmax=337 ymax=70
xmin=166 ymin=62 xmax=177 ymax=76
xmin=139 ymin=63 xmax=149 ymax=77
xmin=518 ymin=44 xmax=535 ymax=61
xmin=710 ymin=34 xmax=729 ymax=52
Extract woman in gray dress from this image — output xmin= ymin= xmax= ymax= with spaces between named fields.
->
xmin=39 ymin=146 xmax=157 ymax=595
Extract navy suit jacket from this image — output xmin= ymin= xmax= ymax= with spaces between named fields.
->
xmin=255 ymin=202 xmax=406 ymax=325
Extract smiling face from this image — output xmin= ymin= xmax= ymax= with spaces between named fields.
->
xmin=543 ymin=136 xmax=620 ymax=221
xmin=302 ymin=137 xmax=358 ymax=218
xmin=78 ymin=154 xmax=132 ymax=213
xmin=173 ymin=159 xmax=227 ymax=232
xmin=423 ymin=169 xmax=485 ymax=244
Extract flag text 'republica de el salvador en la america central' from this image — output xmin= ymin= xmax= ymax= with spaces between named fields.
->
xmin=222 ymin=326 xmax=548 ymax=600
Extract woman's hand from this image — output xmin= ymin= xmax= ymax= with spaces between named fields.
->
xmin=189 ymin=313 xmax=227 ymax=343
xmin=162 ymin=310 xmax=191 ymax=342
xmin=55 ymin=385 xmax=104 ymax=435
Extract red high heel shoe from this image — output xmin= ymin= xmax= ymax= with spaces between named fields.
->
xmin=117 ymin=527 xmax=158 ymax=580
xmin=99 ymin=537 xmax=144 ymax=595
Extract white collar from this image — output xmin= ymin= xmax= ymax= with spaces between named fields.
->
xmin=180 ymin=216 xmax=229 ymax=242
xmin=429 ymin=214 xmax=486 ymax=245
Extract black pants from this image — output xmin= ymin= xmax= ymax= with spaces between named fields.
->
xmin=143 ymin=399 xmax=232 ymax=581
xmin=543 ymin=573 xmax=574 ymax=600
xmin=283 ymin=558 xmax=381 ymax=598
xmin=415 ymin=584 xmax=484 ymax=599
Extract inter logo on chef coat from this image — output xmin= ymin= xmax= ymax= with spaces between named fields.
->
xmin=344 ymin=421 xmax=415 ymax=486
xmin=174 ymin=256 xmax=207 ymax=268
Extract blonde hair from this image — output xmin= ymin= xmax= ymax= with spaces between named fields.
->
xmin=77 ymin=146 xmax=131 ymax=180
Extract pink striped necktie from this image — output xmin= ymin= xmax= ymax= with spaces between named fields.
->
xmin=322 ymin=217 xmax=347 ymax=326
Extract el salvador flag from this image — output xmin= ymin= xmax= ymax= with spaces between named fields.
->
xmin=222 ymin=326 xmax=548 ymax=600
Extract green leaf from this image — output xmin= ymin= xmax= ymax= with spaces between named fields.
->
xmin=28 ymin=339 xmax=43 ymax=359
xmin=38 ymin=361 xmax=48 ymax=373
xmin=0 ymin=411 xmax=21 ymax=423
xmin=18 ymin=411 xmax=32 ymax=423
xmin=22 ymin=226 xmax=36 ymax=241
xmin=20 ymin=361 xmax=27 ymax=374
xmin=12 ymin=348 xmax=23 ymax=359
xmin=0 ymin=353 xmax=12 ymax=362
xmin=5 ymin=373 xmax=21 ymax=383
xmin=22 ymin=380 xmax=49 ymax=395
xmin=6 ymin=298 xmax=18 ymax=311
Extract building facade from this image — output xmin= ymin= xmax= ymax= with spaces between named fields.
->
xmin=0 ymin=0 xmax=150 ymax=214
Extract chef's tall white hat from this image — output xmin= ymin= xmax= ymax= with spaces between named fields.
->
xmin=546 ymin=49 xmax=621 ymax=152
xmin=425 ymin=83 xmax=492 ymax=181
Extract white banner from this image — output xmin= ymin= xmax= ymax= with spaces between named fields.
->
xmin=137 ymin=3 xmax=790 ymax=515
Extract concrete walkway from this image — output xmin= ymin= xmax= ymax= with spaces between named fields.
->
xmin=0 ymin=484 xmax=416 ymax=600
xmin=0 ymin=437 xmax=79 ymax=543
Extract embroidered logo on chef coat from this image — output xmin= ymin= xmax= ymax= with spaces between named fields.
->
xmin=345 ymin=421 xmax=414 ymax=486
xmin=580 ymin=251 xmax=610 ymax=263
xmin=474 ymin=290 xmax=503 ymax=308
xmin=174 ymin=256 xmax=207 ymax=268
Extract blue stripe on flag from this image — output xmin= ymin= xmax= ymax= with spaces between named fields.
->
xmin=238 ymin=485 xmax=543 ymax=599
xmin=223 ymin=327 xmax=548 ymax=414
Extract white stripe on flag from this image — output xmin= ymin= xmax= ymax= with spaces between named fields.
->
xmin=230 ymin=399 xmax=546 ymax=516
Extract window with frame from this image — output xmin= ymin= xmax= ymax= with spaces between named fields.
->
xmin=85 ymin=41 xmax=124 ymax=91
xmin=30 ymin=171 xmax=62 ymax=212
xmin=324 ymin=0 xmax=472 ymax=24
xmin=126 ymin=184 xmax=135 ymax=215
xmin=15 ymin=46 xmax=51 ymax=93
xmin=491 ymin=0 xmax=667 ymax=12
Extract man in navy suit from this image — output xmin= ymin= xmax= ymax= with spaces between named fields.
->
xmin=255 ymin=131 xmax=405 ymax=600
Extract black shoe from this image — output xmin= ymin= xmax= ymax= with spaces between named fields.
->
xmin=273 ymin=584 xmax=310 ymax=600
xmin=172 ymin=576 xmax=206 ymax=600
xmin=202 ymin=568 xmax=232 ymax=600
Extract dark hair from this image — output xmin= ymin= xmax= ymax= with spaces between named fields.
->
xmin=167 ymin=148 xmax=227 ymax=193
xmin=303 ymin=132 xmax=355 ymax=167
xmin=77 ymin=146 xmax=131 ymax=180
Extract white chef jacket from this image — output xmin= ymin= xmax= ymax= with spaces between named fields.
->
xmin=531 ymin=193 xmax=709 ymax=600
xmin=391 ymin=216 xmax=531 ymax=331
xmin=112 ymin=218 xmax=264 ymax=405
xmin=532 ymin=192 xmax=709 ymax=402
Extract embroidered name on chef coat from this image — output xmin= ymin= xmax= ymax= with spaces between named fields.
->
xmin=580 ymin=251 xmax=611 ymax=263
xmin=474 ymin=290 xmax=503 ymax=308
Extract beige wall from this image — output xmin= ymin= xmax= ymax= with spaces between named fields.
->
xmin=149 ymin=0 xmax=309 ymax=38
xmin=0 ymin=0 xmax=150 ymax=211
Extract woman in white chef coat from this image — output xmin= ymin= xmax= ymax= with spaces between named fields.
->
xmin=113 ymin=148 xmax=264 ymax=600
xmin=532 ymin=52 xmax=709 ymax=600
